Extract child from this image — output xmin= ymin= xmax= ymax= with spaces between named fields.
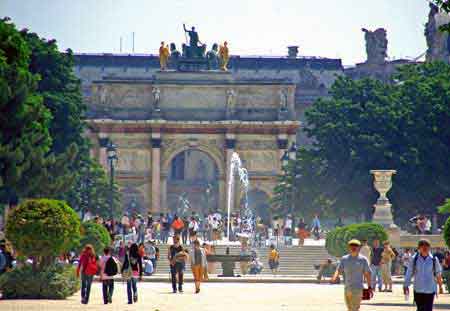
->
xmin=268 ymin=244 xmax=280 ymax=275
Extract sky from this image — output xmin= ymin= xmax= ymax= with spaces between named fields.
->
xmin=1 ymin=0 xmax=432 ymax=66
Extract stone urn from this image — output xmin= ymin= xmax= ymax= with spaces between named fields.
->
xmin=370 ymin=170 xmax=396 ymax=227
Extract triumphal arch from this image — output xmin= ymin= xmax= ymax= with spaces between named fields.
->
xmin=87 ymin=68 xmax=298 ymax=218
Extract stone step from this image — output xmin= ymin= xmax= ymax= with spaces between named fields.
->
xmin=150 ymin=243 xmax=332 ymax=276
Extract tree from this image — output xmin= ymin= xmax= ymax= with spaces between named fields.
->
xmin=0 ymin=18 xmax=52 ymax=204
xmin=21 ymin=29 xmax=87 ymax=156
xmin=438 ymin=199 xmax=450 ymax=214
xmin=15 ymin=27 xmax=89 ymax=198
xmin=276 ymin=62 xmax=450 ymax=225
xmin=62 ymin=158 xmax=121 ymax=220
xmin=78 ymin=221 xmax=111 ymax=254
xmin=272 ymin=147 xmax=334 ymax=219
xmin=5 ymin=199 xmax=81 ymax=269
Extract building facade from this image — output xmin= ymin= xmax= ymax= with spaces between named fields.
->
xmin=74 ymin=52 xmax=343 ymax=219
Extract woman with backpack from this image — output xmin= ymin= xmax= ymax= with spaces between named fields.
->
xmin=76 ymin=244 xmax=97 ymax=304
xmin=100 ymin=247 xmax=120 ymax=304
xmin=121 ymin=243 xmax=143 ymax=304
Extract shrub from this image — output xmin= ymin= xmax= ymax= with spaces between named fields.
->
xmin=0 ymin=264 xmax=79 ymax=299
xmin=78 ymin=221 xmax=111 ymax=254
xmin=6 ymin=199 xmax=81 ymax=264
xmin=444 ymin=217 xmax=450 ymax=249
xmin=326 ymin=223 xmax=388 ymax=257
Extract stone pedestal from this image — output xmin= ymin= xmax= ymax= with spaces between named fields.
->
xmin=370 ymin=170 xmax=400 ymax=245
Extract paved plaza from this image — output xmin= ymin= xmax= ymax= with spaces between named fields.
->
xmin=1 ymin=283 xmax=449 ymax=311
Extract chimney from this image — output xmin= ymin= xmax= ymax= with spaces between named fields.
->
xmin=287 ymin=46 xmax=299 ymax=58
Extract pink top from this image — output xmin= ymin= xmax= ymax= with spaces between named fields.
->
xmin=100 ymin=255 xmax=118 ymax=280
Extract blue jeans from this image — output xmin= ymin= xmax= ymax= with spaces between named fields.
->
xmin=370 ymin=265 xmax=383 ymax=289
xmin=102 ymin=279 xmax=114 ymax=303
xmin=137 ymin=230 xmax=145 ymax=244
xmin=81 ymin=274 xmax=93 ymax=303
xmin=126 ymin=277 xmax=138 ymax=303
xmin=161 ymin=230 xmax=169 ymax=243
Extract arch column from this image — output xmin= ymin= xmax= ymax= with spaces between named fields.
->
xmin=98 ymin=135 xmax=110 ymax=170
xmin=277 ymin=134 xmax=288 ymax=173
xmin=151 ymin=133 xmax=161 ymax=213
xmin=225 ymin=134 xmax=236 ymax=213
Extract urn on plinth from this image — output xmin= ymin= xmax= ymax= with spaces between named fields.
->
xmin=370 ymin=170 xmax=396 ymax=227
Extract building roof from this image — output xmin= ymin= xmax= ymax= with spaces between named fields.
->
xmin=74 ymin=53 xmax=343 ymax=71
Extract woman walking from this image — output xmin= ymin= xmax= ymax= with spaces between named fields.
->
xmin=76 ymin=244 xmax=97 ymax=304
xmin=191 ymin=240 xmax=207 ymax=293
xmin=380 ymin=241 xmax=396 ymax=292
xmin=121 ymin=243 xmax=143 ymax=304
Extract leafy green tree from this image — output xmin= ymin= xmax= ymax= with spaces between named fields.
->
xmin=21 ymin=29 xmax=87 ymax=156
xmin=6 ymin=199 xmax=81 ymax=269
xmin=78 ymin=221 xmax=111 ymax=254
xmin=272 ymin=147 xmax=333 ymax=219
xmin=14 ymin=27 xmax=89 ymax=198
xmin=276 ymin=62 xmax=450 ymax=225
xmin=62 ymin=158 xmax=121 ymax=220
xmin=438 ymin=199 xmax=450 ymax=214
xmin=0 ymin=18 xmax=52 ymax=204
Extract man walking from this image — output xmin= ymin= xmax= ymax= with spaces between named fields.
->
xmin=100 ymin=247 xmax=119 ymax=304
xmin=404 ymin=239 xmax=444 ymax=311
xmin=370 ymin=239 xmax=383 ymax=291
xmin=332 ymin=239 xmax=372 ymax=311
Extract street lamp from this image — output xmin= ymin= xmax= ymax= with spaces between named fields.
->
xmin=107 ymin=141 xmax=118 ymax=220
xmin=288 ymin=142 xmax=297 ymax=161
xmin=281 ymin=150 xmax=289 ymax=169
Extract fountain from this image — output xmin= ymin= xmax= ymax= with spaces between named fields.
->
xmin=206 ymin=152 xmax=252 ymax=277
xmin=226 ymin=152 xmax=252 ymax=241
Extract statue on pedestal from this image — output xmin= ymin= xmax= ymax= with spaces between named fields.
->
xmin=169 ymin=43 xmax=181 ymax=59
xmin=226 ymin=89 xmax=237 ymax=119
xmin=362 ymin=28 xmax=388 ymax=64
xmin=278 ymin=88 xmax=289 ymax=120
xmin=219 ymin=41 xmax=230 ymax=71
xmin=183 ymin=24 xmax=206 ymax=58
xmin=425 ymin=3 xmax=450 ymax=63
xmin=152 ymin=87 xmax=161 ymax=117
xmin=159 ymin=41 xmax=170 ymax=70
xmin=206 ymin=43 xmax=219 ymax=69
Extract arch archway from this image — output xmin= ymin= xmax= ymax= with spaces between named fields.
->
xmin=165 ymin=149 xmax=220 ymax=216
xmin=122 ymin=186 xmax=146 ymax=216
xmin=246 ymin=189 xmax=272 ymax=224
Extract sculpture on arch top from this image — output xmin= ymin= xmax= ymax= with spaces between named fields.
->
xmin=362 ymin=28 xmax=388 ymax=64
xmin=159 ymin=41 xmax=170 ymax=70
xmin=425 ymin=3 xmax=450 ymax=63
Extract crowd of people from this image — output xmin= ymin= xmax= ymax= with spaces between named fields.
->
xmin=86 ymin=212 xmax=325 ymax=249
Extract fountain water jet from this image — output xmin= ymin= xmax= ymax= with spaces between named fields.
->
xmin=226 ymin=152 xmax=252 ymax=241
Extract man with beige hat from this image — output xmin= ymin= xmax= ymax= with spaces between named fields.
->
xmin=332 ymin=239 xmax=372 ymax=311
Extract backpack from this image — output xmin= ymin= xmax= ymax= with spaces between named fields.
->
xmin=412 ymin=253 xmax=437 ymax=277
xmin=104 ymin=256 xmax=118 ymax=276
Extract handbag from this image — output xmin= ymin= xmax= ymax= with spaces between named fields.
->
xmin=362 ymin=288 xmax=373 ymax=300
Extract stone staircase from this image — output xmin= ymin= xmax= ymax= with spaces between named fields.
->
xmin=152 ymin=244 xmax=332 ymax=276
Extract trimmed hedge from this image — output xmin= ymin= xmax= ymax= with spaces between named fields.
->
xmin=6 ymin=199 xmax=81 ymax=260
xmin=0 ymin=264 xmax=79 ymax=299
xmin=444 ymin=217 xmax=450 ymax=249
xmin=78 ymin=221 xmax=111 ymax=254
xmin=326 ymin=223 xmax=388 ymax=257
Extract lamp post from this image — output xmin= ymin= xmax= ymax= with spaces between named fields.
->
xmin=281 ymin=150 xmax=290 ymax=214
xmin=107 ymin=142 xmax=118 ymax=220
xmin=287 ymin=143 xmax=298 ymax=215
